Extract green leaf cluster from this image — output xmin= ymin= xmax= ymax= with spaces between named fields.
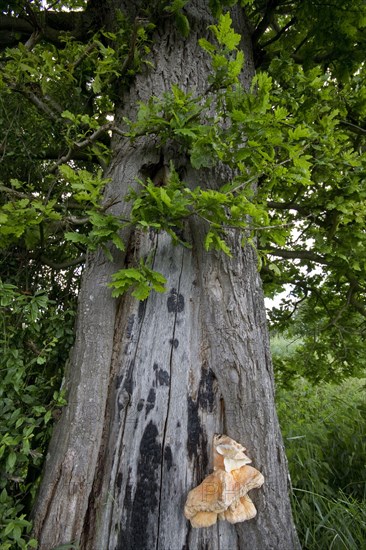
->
xmin=164 ymin=0 xmax=190 ymax=37
xmin=108 ymin=259 xmax=167 ymax=300
xmin=127 ymin=163 xmax=267 ymax=254
xmin=0 ymin=194 xmax=61 ymax=249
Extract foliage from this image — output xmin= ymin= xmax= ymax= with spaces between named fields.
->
xmin=270 ymin=333 xmax=302 ymax=388
xmin=271 ymin=299 xmax=366 ymax=385
xmin=0 ymin=282 xmax=75 ymax=548
xmin=277 ymin=377 xmax=366 ymax=549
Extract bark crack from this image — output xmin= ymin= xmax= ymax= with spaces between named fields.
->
xmin=155 ymin=245 xmax=185 ymax=550
xmin=105 ymin=250 xmax=152 ymax=546
xmin=34 ymin=461 xmax=63 ymax=540
xmin=81 ymin=294 xmax=127 ymax=548
xmin=88 ymin=233 xmax=157 ymax=548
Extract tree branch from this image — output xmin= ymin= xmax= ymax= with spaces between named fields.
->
xmin=339 ymin=120 xmax=366 ymax=135
xmin=0 ymin=11 xmax=87 ymax=49
xmin=38 ymin=254 xmax=86 ymax=270
xmin=0 ymin=184 xmax=33 ymax=200
xmin=267 ymin=200 xmax=315 ymax=216
xmin=40 ymin=149 xmax=102 ymax=163
xmin=0 ymin=15 xmax=33 ymax=35
xmin=72 ymin=42 xmax=97 ymax=71
xmin=260 ymin=17 xmax=297 ymax=48
xmin=15 ymin=87 xmax=61 ymax=122
xmin=266 ymin=247 xmax=329 ymax=265
xmin=120 ymin=17 xmax=140 ymax=75
xmin=48 ymin=122 xmax=114 ymax=173
xmin=252 ymin=0 xmax=281 ymax=47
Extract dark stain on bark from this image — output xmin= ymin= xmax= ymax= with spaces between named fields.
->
xmin=137 ymin=399 xmax=144 ymax=412
xmin=171 ymin=226 xmax=186 ymax=242
xmin=182 ymin=522 xmax=192 ymax=550
xmin=167 ymin=288 xmax=185 ymax=313
xmin=138 ymin=300 xmax=146 ymax=323
xmin=126 ymin=314 xmax=135 ymax=338
xmin=187 ymin=395 xmax=208 ymax=474
xmin=198 ymin=364 xmax=216 ymax=412
xmin=120 ymin=471 xmax=133 ymax=543
xmin=118 ymin=421 xmax=161 ymax=549
xmin=186 ymin=364 xmax=216 ymax=474
xmin=169 ymin=337 xmax=179 ymax=348
xmin=145 ymin=388 xmax=156 ymax=416
xmin=153 ymin=362 xmax=170 ymax=386
xmin=123 ymin=359 xmax=135 ymax=395
xmin=164 ymin=445 xmax=173 ymax=471
xmin=156 ymin=369 xmax=170 ymax=386
xmin=116 ymin=472 xmax=123 ymax=489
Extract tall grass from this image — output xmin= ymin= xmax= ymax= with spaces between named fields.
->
xmin=276 ymin=377 xmax=366 ymax=549
xmin=291 ymin=489 xmax=366 ymax=550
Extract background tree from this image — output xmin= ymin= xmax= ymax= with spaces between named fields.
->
xmin=0 ymin=0 xmax=365 ymax=549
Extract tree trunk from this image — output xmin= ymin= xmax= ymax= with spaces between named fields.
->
xmin=32 ymin=2 xmax=300 ymax=548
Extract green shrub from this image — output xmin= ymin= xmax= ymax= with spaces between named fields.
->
xmin=0 ymin=281 xmax=74 ymax=549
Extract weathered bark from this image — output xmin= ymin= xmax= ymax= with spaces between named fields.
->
xmin=32 ymin=2 xmax=300 ymax=549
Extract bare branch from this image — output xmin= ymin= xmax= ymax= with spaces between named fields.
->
xmin=3 ymin=73 xmax=62 ymax=122
xmin=64 ymin=216 xmax=89 ymax=225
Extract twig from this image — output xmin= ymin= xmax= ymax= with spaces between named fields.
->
xmin=48 ymin=121 xmax=114 ymax=173
xmin=72 ymin=42 xmax=97 ymax=71
xmin=0 ymin=184 xmax=33 ymax=200
xmin=260 ymin=17 xmax=296 ymax=48
xmin=339 ymin=120 xmax=366 ymax=135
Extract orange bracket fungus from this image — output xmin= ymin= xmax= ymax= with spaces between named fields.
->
xmin=184 ymin=434 xmax=264 ymax=528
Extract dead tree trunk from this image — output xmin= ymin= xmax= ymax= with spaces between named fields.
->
xmin=32 ymin=2 xmax=300 ymax=548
